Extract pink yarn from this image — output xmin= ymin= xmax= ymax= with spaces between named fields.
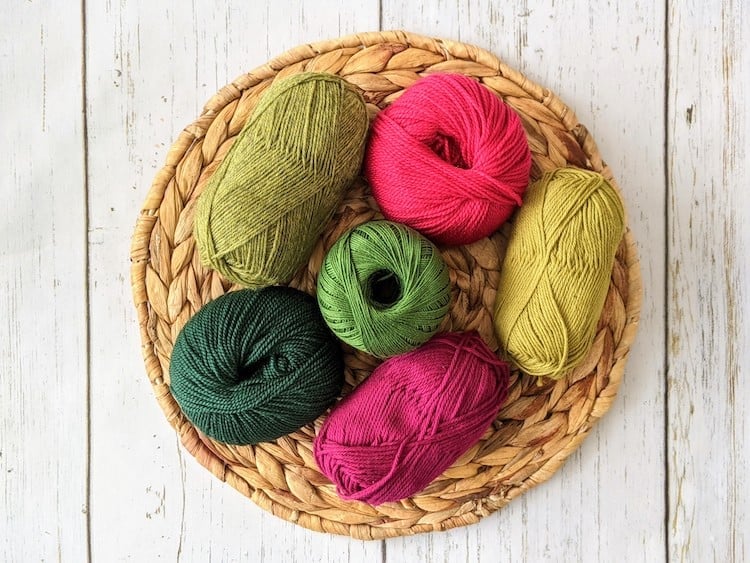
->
xmin=364 ymin=73 xmax=532 ymax=246
xmin=314 ymin=332 xmax=510 ymax=505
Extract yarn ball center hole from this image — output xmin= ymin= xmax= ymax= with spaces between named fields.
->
xmin=429 ymin=132 xmax=469 ymax=169
xmin=236 ymin=354 xmax=291 ymax=382
xmin=366 ymin=270 xmax=402 ymax=309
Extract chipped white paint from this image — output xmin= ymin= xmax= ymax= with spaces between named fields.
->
xmin=84 ymin=2 xmax=383 ymax=562
xmin=0 ymin=2 xmax=88 ymax=562
xmin=667 ymin=1 xmax=749 ymax=562
xmin=1 ymin=0 xmax=747 ymax=561
xmin=381 ymin=1 xmax=667 ymax=561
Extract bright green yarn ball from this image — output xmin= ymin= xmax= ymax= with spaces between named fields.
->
xmin=317 ymin=220 xmax=451 ymax=358
xmin=169 ymin=287 xmax=344 ymax=445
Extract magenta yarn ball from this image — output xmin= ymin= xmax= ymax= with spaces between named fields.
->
xmin=364 ymin=73 xmax=532 ymax=246
xmin=314 ymin=332 xmax=510 ymax=505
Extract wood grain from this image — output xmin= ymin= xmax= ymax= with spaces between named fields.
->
xmin=0 ymin=2 xmax=88 ymax=561
xmin=84 ymin=1 xmax=383 ymax=562
xmin=380 ymin=1 xmax=667 ymax=561
xmin=4 ymin=0 xmax=748 ymax=560
xmin=667 ymin=0 xmax=749 ymax=561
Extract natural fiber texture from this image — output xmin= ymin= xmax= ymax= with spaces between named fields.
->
xmin=494 ymin=169 xmax=625 ymax=379
xmin=315 ymin=332 xmax=510 ymax=505
xmin=130 ymin=31 xmax=642 ymax=539
xmin=317 ymin=220 xmax=450 ymax=358
xmin=194 ymin=72 xmax=368 ymax=288
xmin=169 ymin=287 xmax=344 ymax=445
xmin=364 ymin=72 xmax=531 ymax=245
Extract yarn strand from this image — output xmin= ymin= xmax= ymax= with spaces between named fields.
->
xmin=195 ymin=72 xmax=368 ymax=288
xmin=169 ymin=287 xmax=344 ymax=445
xmin=314 ymin=332 xmax=510 ymax=505
xmin=317 ymin=221 xmax=451 ymax=358
xmin=364 ymin=73 xmax=531 ymax=245
xmin=494 ymin=168 xmax=625 ymax=379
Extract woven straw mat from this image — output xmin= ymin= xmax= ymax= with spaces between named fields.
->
xmin=130 ymin=30 xmax=642 ymax=539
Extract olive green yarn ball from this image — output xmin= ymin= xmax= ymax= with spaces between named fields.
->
xmin=194 ymin=72 xmax=369 ymax=289
xmin=317 ymin=221 xmax=451 ymax=359
xmin=169 ymin=287 xmax=344 ymax=445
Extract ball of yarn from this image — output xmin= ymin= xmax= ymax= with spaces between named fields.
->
xmin=314 ymin=332 xmax=510 ymax=505
xmin=494 ymin=168 xmax=625 ymax=379
xmin=363 ymin=73 xmax=532 ymax=246
xmin=316 ymin=220 xmax=451 ymax=358
xmin=169 ymin=287 xmax=344 ymax=445
xmin=195 ymin=72 xmax=369 ymax=288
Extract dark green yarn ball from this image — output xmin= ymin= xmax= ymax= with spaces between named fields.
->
xmin=169 ymin=286 xmax=344 ymax=445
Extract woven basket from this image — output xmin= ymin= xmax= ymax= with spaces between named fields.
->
xmin=130 ymin=30 xmax=641 ymax=539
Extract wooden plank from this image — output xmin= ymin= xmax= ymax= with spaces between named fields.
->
xmin=0 ymin=2 xmax=88 ymax=561
xmin=85 ymin=1 xmax=382 ymax=561
xmin=667 ymin=1 xmax=749 ymax=561
xmin=381 ymin=2 xmax=667 ymax=561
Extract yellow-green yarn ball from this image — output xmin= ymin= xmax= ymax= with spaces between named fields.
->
xmin=194 ymin=72 xmax=369 ymax=288
xmin=494 ymin=168 xmax=625 ymax=379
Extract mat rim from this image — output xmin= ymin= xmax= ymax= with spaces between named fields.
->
xmin=130 ymin=29 xmax=642 ymax=540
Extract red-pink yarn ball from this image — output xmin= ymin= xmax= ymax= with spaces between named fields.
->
xmin=314 ymin=332 xmax=510 ymax=505
xmin=364 ymin=73 xmax=532 ymax=246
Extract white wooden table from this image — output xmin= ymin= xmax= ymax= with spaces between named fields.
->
xmin=1 ymin=1 xmax=747 ymax=561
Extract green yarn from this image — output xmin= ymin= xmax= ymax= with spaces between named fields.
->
xmin=493 ymin=168 xmax=625 ymax=379
xmin=317 ymin=220 xmax=451 ymax=359
xmin=194 ymin=72 xmax=369 ymax=288
xmin=169 ymin=287 xmax=344 ymax=445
